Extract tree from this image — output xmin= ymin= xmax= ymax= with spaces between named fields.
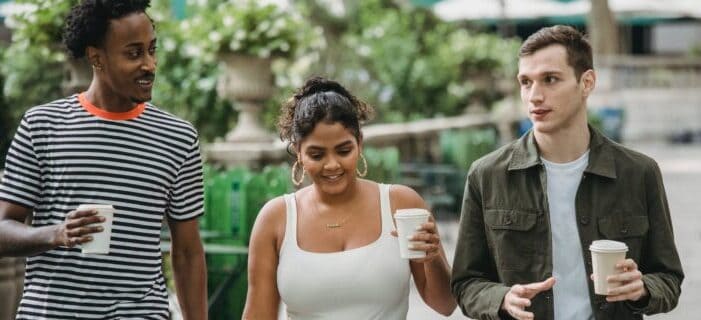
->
xmin=587 ymin=0 xmax=619 ymax=55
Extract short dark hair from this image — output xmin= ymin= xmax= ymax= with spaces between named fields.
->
xmin=519 ymin=25 xmax=593 ymax=80
xmin=63 ymin=0 xmax=152 ymax=59
xmin=277 ymin=76 xmax=374 ymax=151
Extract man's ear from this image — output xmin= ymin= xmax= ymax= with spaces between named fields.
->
xmin=86 ymin=46 xmax=103 ymax=70
xmin=581 ymin=69 xmax=596 ymax=98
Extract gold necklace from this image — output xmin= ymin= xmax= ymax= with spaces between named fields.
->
xmin=311 ymin=194 xmax=352 ymax=229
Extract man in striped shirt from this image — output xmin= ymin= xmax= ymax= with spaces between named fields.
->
xmin=0 ymin=1 xmax=207 ymax=319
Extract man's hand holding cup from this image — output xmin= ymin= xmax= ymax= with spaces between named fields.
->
xmin=53 ymin=208 xmax=105 ymax=247
xmin=591 ymin=258 xmax=648 ymax=303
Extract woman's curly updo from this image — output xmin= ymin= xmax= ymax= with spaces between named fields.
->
xmin=277 ymin=77 xmax=374 ymax=150
xmin=63 ymin=0 xmax=151 ymax=59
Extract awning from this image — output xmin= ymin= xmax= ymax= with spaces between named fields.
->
xmin=433 ymin=0 xmax=701 ymax=24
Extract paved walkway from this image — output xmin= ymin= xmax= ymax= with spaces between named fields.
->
xmin=408 ymin=142 xmax=701 ymax=319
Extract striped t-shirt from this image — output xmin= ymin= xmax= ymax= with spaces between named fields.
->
xmin=0 ymin=93 xmax=204 ymax=319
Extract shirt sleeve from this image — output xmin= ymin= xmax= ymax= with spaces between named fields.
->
xmin=0 ymin=116 xmax=42 ymax=209
xmin=451 ymin=166 xmax=510 ymax=320
xmin=166 ymin=137 xmax=204 ymax=221
xmin=630 ymin=160 xmax=684 ymax=315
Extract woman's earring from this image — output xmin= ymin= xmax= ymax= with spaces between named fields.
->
xmin=291 ymin=160 xmax=305 ymax=186
xmin=356 ymin=153 xmax=368 ymax=178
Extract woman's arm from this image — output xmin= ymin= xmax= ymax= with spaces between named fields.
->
xmin=390 ymin=185 xmax=457 ymax=316
xmin=242 ymin=197 xmax=286 ymax=320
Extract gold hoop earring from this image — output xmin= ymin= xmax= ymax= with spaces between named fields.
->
xmin=356 ymin=153 xmax=368 ymax=178
xmin=291 ymin=160 xmax=305 ymax=186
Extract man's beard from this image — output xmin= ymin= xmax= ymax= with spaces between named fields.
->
xmin=130 ymin=95 xmax=151 ymax=104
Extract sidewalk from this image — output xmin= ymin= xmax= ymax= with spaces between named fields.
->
xmin=408 ymin=142 xmax=701 ymax=319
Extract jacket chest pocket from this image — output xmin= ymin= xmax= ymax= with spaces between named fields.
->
xmin=597 ymin=215 xmax=649 ymax=259
xmin=485 ymin=209 xmax=543 ymax=271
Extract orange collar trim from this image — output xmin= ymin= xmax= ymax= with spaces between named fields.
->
xmin=78 ymin=93 xmax=145 ymax=120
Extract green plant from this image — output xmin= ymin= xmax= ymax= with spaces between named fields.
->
xmin=1 ymin=0 xmax=74 ymax=118
xmin=4 ymin=0 xmax=77 ymax=49
xmin=184 ymin=0 xmax=323 ymax=60
xmin=296 ymin=0 xmax=520 ymax=123
xmin=146 ymin=1 xmax=237 ymax=142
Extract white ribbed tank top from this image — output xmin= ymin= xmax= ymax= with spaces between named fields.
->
xmin=277 ymin=183 xmax=411 ymax=320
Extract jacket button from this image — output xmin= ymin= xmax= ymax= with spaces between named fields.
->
xmin=580 ymin=217 xmax=589 ymax=225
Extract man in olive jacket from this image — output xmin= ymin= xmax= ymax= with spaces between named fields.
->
xmin=451 ymin=25 xmax=683 ymax=320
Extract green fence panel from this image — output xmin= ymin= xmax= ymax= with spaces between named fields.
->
xmin=204 ymin=164 xmax=293 ymax=320
xmin=206 ymin=167 xmax=251 ymax=320
xmin=262 ymin=164 xmax=293 ymax=197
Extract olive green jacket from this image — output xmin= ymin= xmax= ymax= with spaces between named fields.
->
xmin=451 ymin=127 xmax=684 ymax=320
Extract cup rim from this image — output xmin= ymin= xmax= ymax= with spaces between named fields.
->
xmin=77 ymin=204 xmax=115 ymax=211
xmin=589 ymin=239 xmax=628 ymax=253
xmin=395 ymin=208 xmax=430 ymax=218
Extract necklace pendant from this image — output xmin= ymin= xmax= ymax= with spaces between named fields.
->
xmin=326 ymin=223 xmax=341 ymax=228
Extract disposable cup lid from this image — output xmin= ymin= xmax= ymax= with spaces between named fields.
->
xmin=77 ymin=204 xmax=115 ymax=211
xmin=589 ymin=240 xmax=628 ymax=253
xmin=395 ymin=208 xmax=430 ymax=218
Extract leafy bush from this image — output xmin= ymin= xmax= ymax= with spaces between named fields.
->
xmin=298 ymin=0 xmax=520 ymax=123
xmin=184 ymin=0 xmax=323 ymax=60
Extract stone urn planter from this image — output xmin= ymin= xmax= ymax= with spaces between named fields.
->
xmin=216 ymin=53 xmax=275 ymax=143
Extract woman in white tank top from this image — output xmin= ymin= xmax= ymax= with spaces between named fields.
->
xmin=243 ymin=77 xmax=456 ymax=319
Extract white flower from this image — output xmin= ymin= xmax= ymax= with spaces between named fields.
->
xmin=183 ymin=44 xmax=202 ymax=57
xmin=257 ymin=21 xmax=271 ymax=32
xmin=258 ymin=49 xmax=271 ymax=58
xmin=229 ymin=40 xmax=241 ymax=51
xmin=358 ymin=45 xmax=371 ymax=57
xmin=197 ymin=78 xmax=217 ymax=91
xmin=234 ymin=30 xmax=246 ymax=41
xmin=279 ymin=42 xmax=290 ymax=52
xmin=223 ymin=15 xmax=235 ymax=28
xmin=163 ymin=38 xmax=177 ymax=51
xmin=209 ymin=31 xmax=222 ymax=43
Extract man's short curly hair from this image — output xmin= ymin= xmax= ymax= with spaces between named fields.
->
xmin=63 ymin=0 xmax=152 ymax=59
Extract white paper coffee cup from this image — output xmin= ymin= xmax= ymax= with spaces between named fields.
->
xmin=395 ymin=208 xmax=431 ymax=259
xmin=77 ymin=204 xmax=115 ymax=254
xmin=590 ymin=240 xmax=628 ymax=295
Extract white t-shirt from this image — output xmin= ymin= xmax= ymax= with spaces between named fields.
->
xmin=542 ymin=151 xmax=594 ymax=320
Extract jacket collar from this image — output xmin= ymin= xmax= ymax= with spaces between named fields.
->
xmin=508 ymin=125 xmax=617 ymax=179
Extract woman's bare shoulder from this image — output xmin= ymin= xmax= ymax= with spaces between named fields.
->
xmin=386 ymin=184 xmax=427 ymax=212
xmin=251 ymin=195 xmax=289 ymax=242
